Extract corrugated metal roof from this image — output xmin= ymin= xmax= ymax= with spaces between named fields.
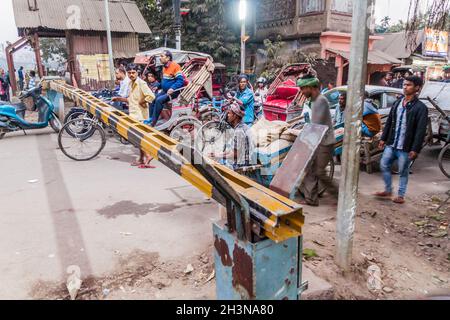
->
xmin=373 ymin=31 xmax=424 ymax=59
xmin=327 ymin=49 xmax=403 ymax=65
xmin=12 ymin=0 xmax=151 ymax=34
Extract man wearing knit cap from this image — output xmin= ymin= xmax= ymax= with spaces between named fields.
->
xmin=297 ymin=74 xmax=336 ymax=206
xmin=209 ymin=102 xmax=254 ymax=169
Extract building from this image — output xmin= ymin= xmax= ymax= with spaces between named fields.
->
xmin=251 ymin=0 xmax=401 ymax=85
xmin=373 ymin=30 xmax=450 ymax=80
xmin=10 ymin=0 xmax=151 ymax=91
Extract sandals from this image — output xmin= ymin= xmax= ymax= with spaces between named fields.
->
xmin=374 ymin=191 xmax=392 ymax=198
xmin=393 ymin=197 xmax=405 ymax=204
xmin=131 ymin=161 xmax=143 ymax=167
xmin=137 ymin=157 xmax=155 ymax=169
xmin=138 ymin=164 xmax=156 ymax=169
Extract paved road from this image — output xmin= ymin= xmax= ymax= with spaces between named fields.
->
xmin=1 ymin=129 xmax=448 ymax=299
xmin=0 ymin=129 xmax=218 ymax=299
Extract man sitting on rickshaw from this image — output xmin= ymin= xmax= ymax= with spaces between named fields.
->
xmin=148 ymin=50 xmax=185 ymax=127
xmin=209 ymin=103 xmax=255 ymax=170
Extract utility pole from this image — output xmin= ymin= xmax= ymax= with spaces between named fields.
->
xmin=173 ymin=0 xmax=181 ymax=50
xmin=335 ymin=0 xmax=374 ymax=271
xmin=239 ymin=0 xmax=247 ymax=74
xmin=104 ymin=0 xmax=115 ymax=87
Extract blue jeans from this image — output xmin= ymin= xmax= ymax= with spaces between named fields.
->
xmin=380 ymin=146 xmax=411 ymax=197
xmin=150 ymin=92 xmax=171 ymax=126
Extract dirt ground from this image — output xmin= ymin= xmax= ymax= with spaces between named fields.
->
xmin=302 ymin=191 xmax=449 ymax=300
xmin=1 ymin=115 xmax=448 ymax=299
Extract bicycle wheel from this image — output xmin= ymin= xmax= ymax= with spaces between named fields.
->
xmin=49 ymin=113 xmax=62 ymax=133
xmin=58 ymin=118 xmax=106 ymax=161
xmin=64 ymin=107 xmax=88 ymax=124
xmin=196 ymin=121 xmax=233 ymax=156
xmin=438 ymin=144 xmax=450 ymax=179
xmin=170 ymin=119 xmax=202 ymax=146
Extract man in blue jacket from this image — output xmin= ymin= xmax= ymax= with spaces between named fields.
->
xmin=148 ymin=50 xmax=185 ymax=127
xmin=235 ymin=75 xmax=255 ymax=126
xmin=375 ymin=76 xmax=428 ymax=204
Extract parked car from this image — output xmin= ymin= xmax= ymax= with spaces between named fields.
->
xmin=323 ymin=85 xmax=404 ymax=119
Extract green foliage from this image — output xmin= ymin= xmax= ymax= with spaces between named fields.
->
xmin=135 ymin=0 xmax=240 ymax=65
xmin=258 ymin=36 xmax=322 ymax=82
xmin=375 ymin=16 xmax=408 ymax=34
xmin=40 ymin=38 xmax=67 ymax=64
xmin=302 ymin=248 xmax=318 ymax=260
xmin=136 ymin=0 xmax=174 ymax=49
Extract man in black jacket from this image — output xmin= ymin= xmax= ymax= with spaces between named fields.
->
xmin=375 ymin=76 xmax=428 ymax=204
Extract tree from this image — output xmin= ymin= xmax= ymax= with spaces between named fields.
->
xmin=39 ymin=38 xmax=68 ymax=66
xmin=181 ymin=0 xmax=240 ymax=65
xmin=257 ymin=36 xmax=325 ymax=83
xmin=135 ymin=0 xmax=174 ymax=49
xmin=406 ymin=0 xmax=450 ymax=49
xmin=135 ymin=0 xmax=240 ymax=65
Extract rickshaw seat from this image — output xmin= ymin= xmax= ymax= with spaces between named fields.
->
xmin=271 ymin=86 xmax=299 ymax=101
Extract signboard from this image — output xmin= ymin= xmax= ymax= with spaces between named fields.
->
xmin=424 ymin=28 xmax=449 ymax=58
xmin=77 ymin=54 xmax=112 ymax=84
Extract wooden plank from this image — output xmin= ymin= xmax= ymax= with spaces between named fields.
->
xmin=269 ymin=124 xmax=328 ymax=199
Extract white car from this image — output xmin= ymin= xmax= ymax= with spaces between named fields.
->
xmin=323 ymin=85 xmax=404 ymax=119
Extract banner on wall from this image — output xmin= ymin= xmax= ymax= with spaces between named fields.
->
xmin=424 ymin=28 xmax=449 ymax=58
xmin=77 ymin=54 xmax=112 ymax=84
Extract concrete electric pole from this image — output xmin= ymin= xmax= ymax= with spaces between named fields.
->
xmin=335 ymin=0 xmax=375 ymax=271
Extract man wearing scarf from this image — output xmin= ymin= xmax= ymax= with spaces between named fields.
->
xmin=297 ymin=74 xmax=336 ymax=206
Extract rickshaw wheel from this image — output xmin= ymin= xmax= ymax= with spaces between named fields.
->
xmin=170 ymin=118 xmax=202 ymax=146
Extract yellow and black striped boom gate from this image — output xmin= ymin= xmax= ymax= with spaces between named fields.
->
xmin=44 ymin=80 xmax=307 ymax=299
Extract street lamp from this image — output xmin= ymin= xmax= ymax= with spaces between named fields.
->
xmin=104 ymin=0 xmax=115 ymax=88
xmin=239 ymin=0 xmax=247 ymax=74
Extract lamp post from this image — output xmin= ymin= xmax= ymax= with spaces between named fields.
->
xmin=104 ymin=0 xmax=115 ymax=87
xmin=174 ymin=0 xmax=181 ymax=50
xmin=239 ymin=0 xmax=247 ymax=74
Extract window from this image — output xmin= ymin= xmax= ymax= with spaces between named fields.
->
xmin=299 ymin=0 xmax=325 ymax=15
xmin=384 ymin=92 xmax=400 ymax=109
xmin=324 ymin=89 xmax=344 ymax=108
xmin=332 ymin=0 xmax=352 ymax=13
xmin=370 ymin=93 xmax=382 ymax=109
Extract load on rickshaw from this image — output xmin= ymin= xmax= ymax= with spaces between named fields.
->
xmin=134 ymin=47 xmax=218 ymax=142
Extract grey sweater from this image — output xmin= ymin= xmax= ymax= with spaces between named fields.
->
xmin=311 ymin=95 xmax=336 ymax=146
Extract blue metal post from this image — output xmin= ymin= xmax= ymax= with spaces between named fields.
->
xmin=213 ymin=221 xmax=305 ymax=300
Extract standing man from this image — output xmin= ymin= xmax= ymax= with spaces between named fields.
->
xmin=28 ymin=70 xmax=37 ymax=89
xmin=0 ymin=69 xmax=8 ymax=101
xmin=235 ymin=75 xmax=255 ymax=126
xmin=384 ymin=72 xmax=394 ymax=87
xmin=125 ymin=64 xmax=156 ymax=168
xmin=149 ymin=50 xmax=184 ymax=127
xmin=321 ymin=81 xmax=335 ymax=94
xmin=111 ymin=67 xmax=131 ymax=111
xmin=297 ymin=74 xmax=336 ymax=207
xmin=375 ymin=76 xmax=428 ymax=204
xmin=334 ymin=92 xmax=347 ymax=127
xmin=18 ymin=66 xmax=24 ymax=91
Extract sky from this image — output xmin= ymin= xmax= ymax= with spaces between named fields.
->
xmin=0 ymin=0 xmax=433 ymax=45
